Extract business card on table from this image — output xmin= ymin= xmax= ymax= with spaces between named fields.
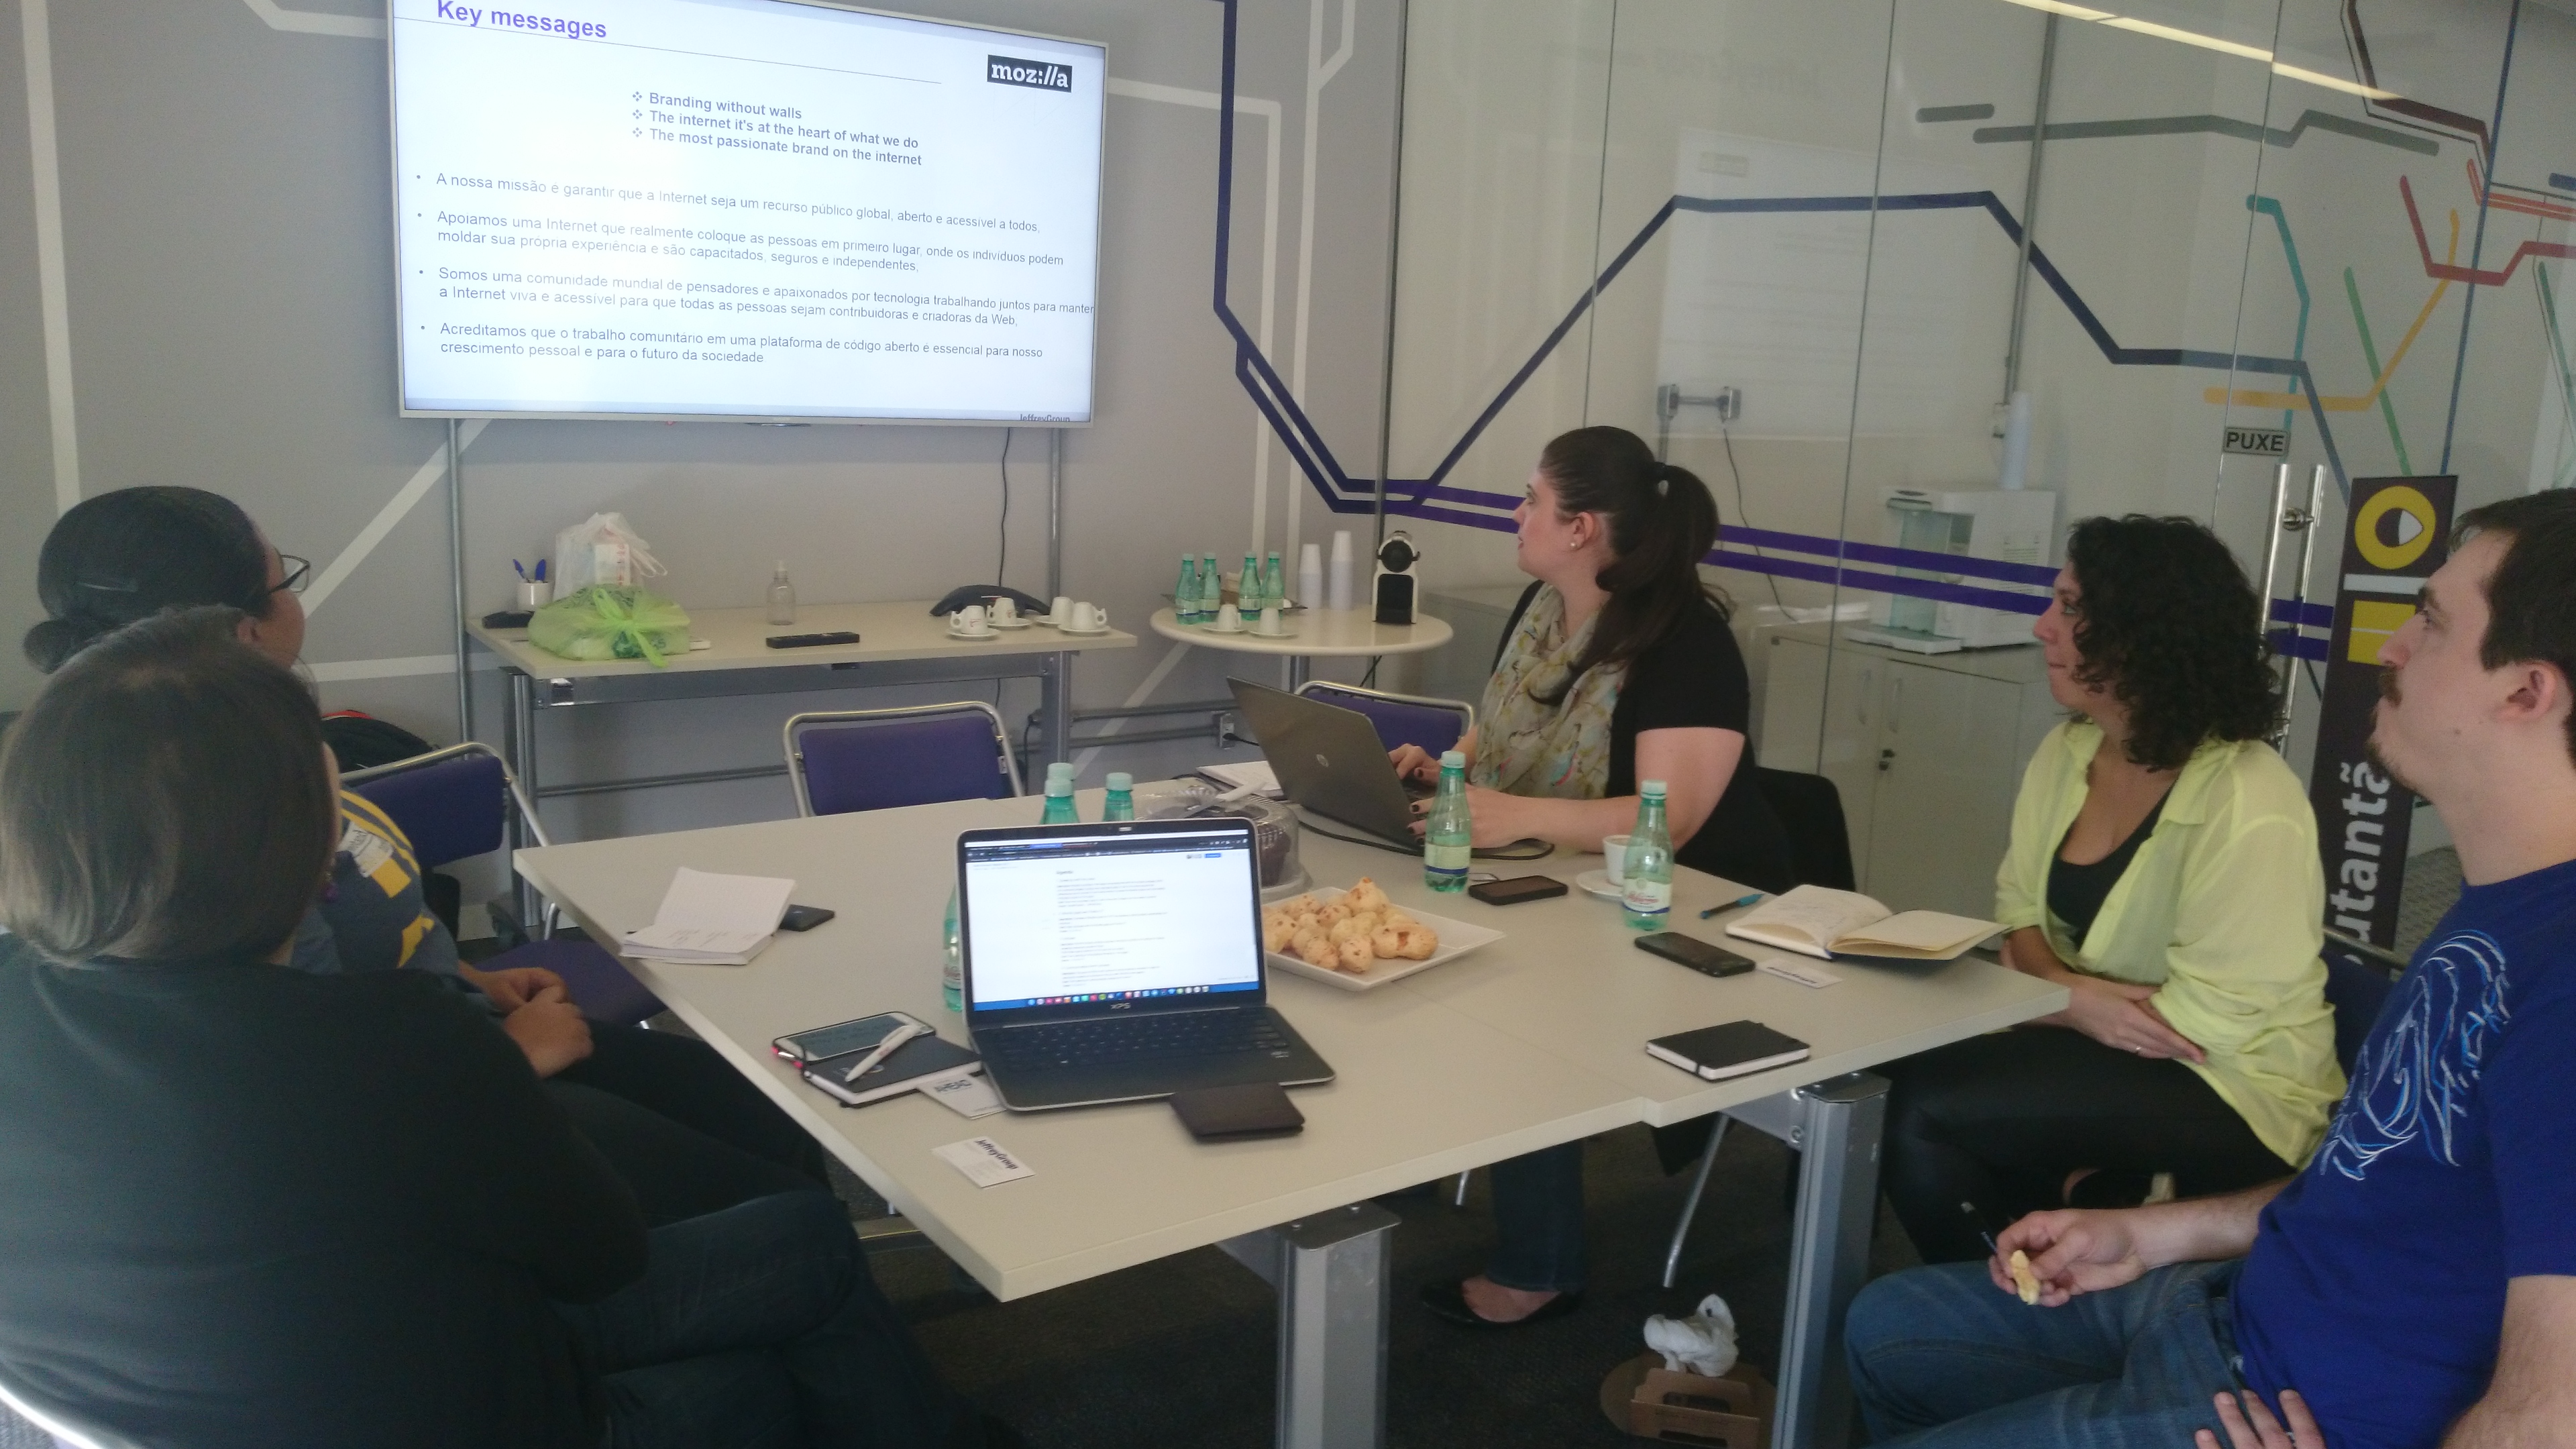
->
xmin=922 ymin=1074 xmax=1005 ymax=1119
xmin=1760 ymin=958 xmax=1843 ymax=989
xmin=934 ymin=1136 xmax=1034 ymax=1187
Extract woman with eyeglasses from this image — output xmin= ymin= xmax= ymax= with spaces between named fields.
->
xmin=25 ymin=486 xmax=826 ymax=1228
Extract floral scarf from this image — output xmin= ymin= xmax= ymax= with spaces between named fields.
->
xmin=1472 ymin=585 xmax=1624 ymax=800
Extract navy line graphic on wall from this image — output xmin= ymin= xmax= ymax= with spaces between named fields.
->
xmin=1203 ymin=0 xmax=2349 ymax=531
xmin=1198 ymin=0 xmax=2344 ymax=644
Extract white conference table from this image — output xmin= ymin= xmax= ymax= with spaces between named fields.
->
xmin=518 ymin=792 xmax=2063 ymax=1449
xmin=1146 ymin=605 xmax=1452 ymax=690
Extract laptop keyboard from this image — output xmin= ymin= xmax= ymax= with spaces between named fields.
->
xmin=983 ymin=1010 xmax=1293 ymax=1070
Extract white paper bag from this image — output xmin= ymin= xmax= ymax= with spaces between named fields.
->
xmin=551 ymin=512 xmax=667 ymax=592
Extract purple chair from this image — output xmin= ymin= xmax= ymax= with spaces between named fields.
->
xmin=343 ymin=743 xmax=664 ymax=1024
xmin=1292 ymin=681 xmax=1474 ymax=757
xmin=785 ymin=702 xmax=1022 ymax=816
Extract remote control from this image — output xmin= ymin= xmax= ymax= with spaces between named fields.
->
xmin=765 ymin=631 xmax=863 ymax=649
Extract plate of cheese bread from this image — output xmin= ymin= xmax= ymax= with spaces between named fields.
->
xmin=1260 ymin=877 xmax=1502 ymax=991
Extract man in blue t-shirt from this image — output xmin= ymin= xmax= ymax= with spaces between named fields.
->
xmin=1842 ymin=491 xmax=2576 ymax=1448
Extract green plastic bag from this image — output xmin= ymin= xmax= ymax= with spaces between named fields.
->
xmin=527 ymin=585 xmax=692 ymax=667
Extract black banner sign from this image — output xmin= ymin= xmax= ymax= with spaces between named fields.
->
xmin=2307 ymin=474 xmax=2455 ymax=947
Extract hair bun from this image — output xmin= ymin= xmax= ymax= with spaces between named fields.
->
xmin=22 ymin=617 xmax=91 ymax=674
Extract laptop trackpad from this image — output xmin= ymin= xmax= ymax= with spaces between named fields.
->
xmin=1171 ymin=1082 xmax=1305 ymax=1141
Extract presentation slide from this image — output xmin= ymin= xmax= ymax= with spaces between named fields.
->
xmin=389 ymin=0 xmax=1103 ymax=421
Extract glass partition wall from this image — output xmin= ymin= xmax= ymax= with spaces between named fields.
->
xmin=1387 ymin=0 xmax=2572 ymax=916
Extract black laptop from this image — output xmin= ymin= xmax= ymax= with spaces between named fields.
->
xmin=959 ymin=816 xmax=1335 ymax=1110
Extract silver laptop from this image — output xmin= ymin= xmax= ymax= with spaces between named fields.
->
xmin=1226 ymin=679 xmax=1427 ymax=846
xmin=959 ymin=816 xmax=1334 ymax=1110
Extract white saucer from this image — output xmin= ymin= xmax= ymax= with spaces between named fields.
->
xmin=1054 ymin=623 xmax=1114 ymax=636
xmin=1244 ymin=627 xmax=1298 ymax=640
xmin=987 ymin=616 xmax=1032 ymax=629
xmin=1574 ymin=869 xmax=1625 ymax=900
xmin=947 ymin=627 xmax=1000 ymax=641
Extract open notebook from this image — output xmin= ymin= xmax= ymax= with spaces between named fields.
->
xmin=1723 ymin=885 xmax=1999 ymax=962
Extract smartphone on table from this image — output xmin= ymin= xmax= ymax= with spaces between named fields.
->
xmin=1467 ymin=875 xmax=1569 ymax=906
xmin=1633 ymin=932 xmax=1757 ymax=979
xmin=772 ymin=1011 xmax=925 ymax=1065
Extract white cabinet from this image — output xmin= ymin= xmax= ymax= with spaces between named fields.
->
xmin=1756 ymin=625 xmax=2059 ymax=919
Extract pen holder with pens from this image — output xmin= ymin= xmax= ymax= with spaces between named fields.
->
xmin=517 ymin=579 xmax=552 ymax=610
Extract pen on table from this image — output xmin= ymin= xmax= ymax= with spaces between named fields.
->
xmin=1699 ymin=892 xmax=1765 ymax=920
xmin=843 ymin=1021 xmax=930 ymax=1083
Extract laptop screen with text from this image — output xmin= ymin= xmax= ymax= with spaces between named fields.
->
xmin=961 ymin=826 xmax=1263 ymax=1011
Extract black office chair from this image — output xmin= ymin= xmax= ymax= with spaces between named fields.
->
xmin=1648 ymin=768 xmax=1859 ymax=1284
xmin=1754 ymin=767 xmax=1857 ymax=892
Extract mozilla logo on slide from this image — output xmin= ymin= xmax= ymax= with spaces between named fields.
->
xmin=986 ymin=55 xmax=1072 ymax=92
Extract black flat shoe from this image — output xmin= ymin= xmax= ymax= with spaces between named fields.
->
xmin=1417 ymin=1278 xmax=1584 ymax=1328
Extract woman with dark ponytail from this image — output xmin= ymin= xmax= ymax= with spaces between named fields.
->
xmin=1391 ymin=425 xmax=1792 ymax=887
xmin=1405 ymin=425 xmax=1793 ymax=1328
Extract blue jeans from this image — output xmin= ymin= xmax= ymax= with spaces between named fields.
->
xmin=557 ymin=1190 xmax=969 ymax=1449
xmin=1845 ymin=1260 xmax=2244 ymax=1447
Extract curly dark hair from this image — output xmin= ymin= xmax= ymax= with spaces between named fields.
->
xmin=2063 ymin=514 xmax=2282 ymax=770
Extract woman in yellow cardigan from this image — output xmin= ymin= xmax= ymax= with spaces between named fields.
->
xmin=1878 ymin=515 xmax=2345 ymax=1263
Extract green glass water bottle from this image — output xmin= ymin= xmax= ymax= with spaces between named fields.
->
xmin=1199 ymin=554 xmax=1221 ymax=622
xmin=941 ymin=887 xmax=963 ymax=1012
xmin=1622 ymin=780 xmax=1676 ymax=929
xmin=1240 ymin=553 xmax=1261 ymax=623
xmin=1424 ymin=749 xmax=1472 ymax=892
xmin=1262 ymin=551 xmax=1285 ymax=610
xmin=1041 ymin=761 xmax=1079 ymax=824
xmin=1176 ymin=554 xmax=1202 ymax=625
xmin=1103 ymin=771 xmax=1136 ymax=822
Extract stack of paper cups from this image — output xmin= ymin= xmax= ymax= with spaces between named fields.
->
xmin=1327 ymin=531 xmax=1356 ymax=611
xmin=1297 ymin=543 xmax=1324 ymax=613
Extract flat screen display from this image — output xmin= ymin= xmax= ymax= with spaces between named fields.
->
xmin=389 ymin=0 xmax=1103 ymax=422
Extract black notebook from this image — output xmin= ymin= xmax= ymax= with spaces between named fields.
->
xmin=800 ymin=1033 xmax=983 ymax=1106
xmin=1645 ymin=1021 xmax=1811 ymax=1081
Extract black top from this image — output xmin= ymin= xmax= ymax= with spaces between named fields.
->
xmin=1499 ymin=583 xmax=1795 ymax=892
xmin=0 ymin=934 xmax=646 ymax=1448
xmin=2045 ymin=792 xmax=2169 ymax=945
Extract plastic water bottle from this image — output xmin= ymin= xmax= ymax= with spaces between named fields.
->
xmin=1199 ymin=554 xmax=1221 ymax=621
xmin=1424 ymin=749 xmax=1471 ymax=892
xmin=1176 ymin=555 xmax=1202 ymax=625
xmin=1240 ymin=553 xmax=1262 ymax=623
xmin=765 ymin=561 xmax=796 ymax=626
xmin=1041 ymin=762 xmax=1079 ymax=824
xmin=1262 ymin=551 xmax=1285 ymax=612
xmin=941 ymin=887 xmax=963 ymax=1012
xmin=1623 ymin=780 xmax=1676 ymax=929
xmin=1103 ymin=771 xmax=1136 ymax=821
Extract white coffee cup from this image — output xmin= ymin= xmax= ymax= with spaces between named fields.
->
xmin=1049 ymin=595 xmax=1073 ymax=625
xmin=1210 ymin=605 xmax=1244 ymax=633
xmin=951 ymin=604 xmax=987 ymax=634
xmin=1603 ymin=834 xmax=1632 ymax=886
xmin=1256 ymin=606 xmax=1283 ymax=636
xmin=989 ymin=596 xmax=1017 ymax=623
xmin=1069 ymin=601 xmax=1108 ymax=632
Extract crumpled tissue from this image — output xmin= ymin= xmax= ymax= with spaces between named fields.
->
xmin=1643 ymin=1293 xmax=1738 ymax=1378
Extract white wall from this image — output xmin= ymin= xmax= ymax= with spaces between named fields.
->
xmin=0 ymin=0 xmax=1405 ymax=850
xmin=1383 ymin=0 xmax=2576 ymax=784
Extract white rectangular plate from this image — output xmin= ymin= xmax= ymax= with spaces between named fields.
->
xmin=1265 ymin=887 xmax=1503 ymax=991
